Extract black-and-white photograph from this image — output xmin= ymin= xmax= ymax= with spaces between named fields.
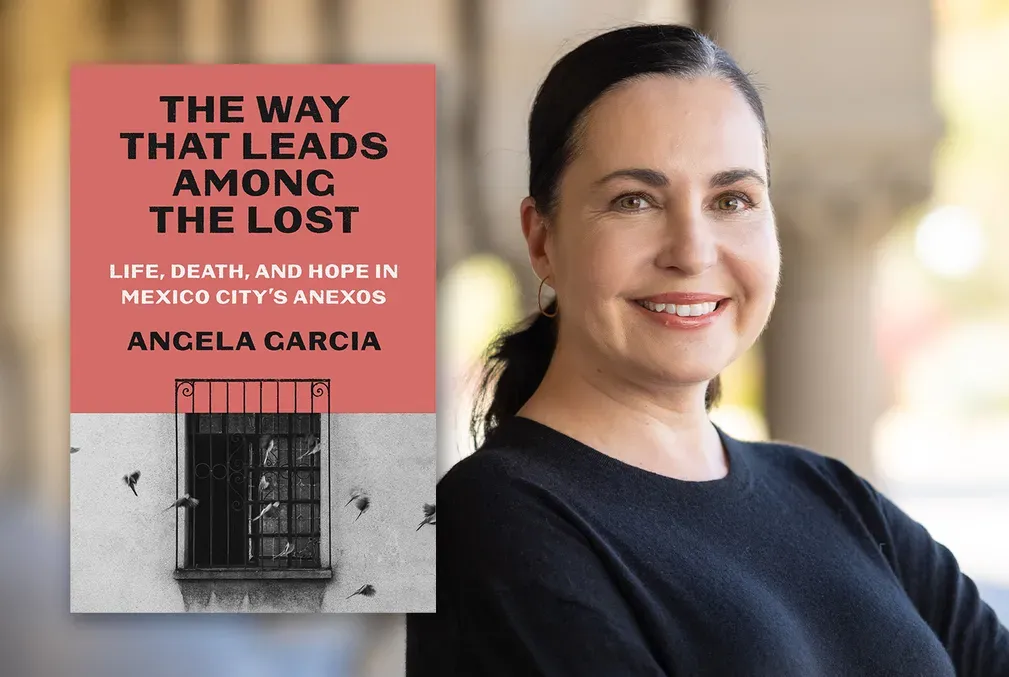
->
xmin=70 ymin=378 xmax=435 ymax=613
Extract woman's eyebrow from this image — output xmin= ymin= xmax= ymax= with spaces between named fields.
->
xmin=710 ymin=168 xmax=766 ymax=188
xmin=593 ymin=168 xmax=668 ymax=188
xmin=593 ymin=167 xmax=766 ymax=189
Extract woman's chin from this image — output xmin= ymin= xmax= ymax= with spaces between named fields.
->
xmin=629 ymin=363 xmax=723 ymax=390
xmin=620 ymin=345 xmax=734 ymax=383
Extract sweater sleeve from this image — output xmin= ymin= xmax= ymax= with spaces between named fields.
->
xmin=406 ymin=454 xmax=668 ymax=677
xmin=870 ymin=485 xmax=1009 ymax=677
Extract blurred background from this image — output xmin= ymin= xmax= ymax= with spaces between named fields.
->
xmin=1 ymin=0 xmax=1007 ymax=674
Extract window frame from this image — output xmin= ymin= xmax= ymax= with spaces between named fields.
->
xmin=171 ymin=378 xmax=333 ymax=581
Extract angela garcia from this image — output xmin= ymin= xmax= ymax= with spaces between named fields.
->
xmin=127 ymin=330 xmax=381 ymax=351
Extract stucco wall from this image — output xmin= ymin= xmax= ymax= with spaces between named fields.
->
xmin=70 ymin=412 xmax=436 ymax=613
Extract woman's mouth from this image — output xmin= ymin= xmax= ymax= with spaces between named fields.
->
xmin=631 ymin=297 xmax=730 ymax=329
xmin=634 ymin=299 xmax=722 ymax=317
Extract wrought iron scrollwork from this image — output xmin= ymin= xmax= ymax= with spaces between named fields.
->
xmin=175 ymin=380 xmax=195 ymax=400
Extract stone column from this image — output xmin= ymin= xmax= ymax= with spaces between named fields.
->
xmin=106 ymin=0 xmax=182 ymax=61
xmin=246 ymin=0 xmax=324 ymax=63
xmin=179 ymin=0 xmax=231 ymax=63
xmin=763 ymin=189 xmax=919 ymax=482
xmin=709 ymin=0 xmax=942 ymax=482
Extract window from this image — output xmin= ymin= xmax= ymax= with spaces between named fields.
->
xmin=173 ymin=379 xmax=331 ymax=580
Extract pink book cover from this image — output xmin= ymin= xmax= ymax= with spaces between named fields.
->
xmin=69 ymin=64 xmax=436 ymax=613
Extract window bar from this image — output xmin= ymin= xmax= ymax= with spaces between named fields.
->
xmin=251 ymin=410 xmax=259 ymax=569
xmin=243 ymin=381 xmax=248 ymax=571
xmin=175 ymin=384 xmax=179 ymax=572
xmin=205 ymin=381 xmax=211 ymax=565
xmin=276 ymin=381 xmax=280 ymax=566
xmin=226 ymin=382 xmax=230 ymax=568
xmin=189 ymin=386 xmax=196 ymax=568
xmin=258 ymin=380 xmax=263 ymax=568
xmin=289 ymin=385 xmax=296 ymax=568
xmin=328 ymin=382 xmax=331 ymax=571
xmin=310 ymin=388 xmax=314 ymax=569
xmin=209 ymin=382 xmax=214 ymax=567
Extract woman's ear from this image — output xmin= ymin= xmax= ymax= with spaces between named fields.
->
xmin=520 ymin=196 xmax=552 ymax=281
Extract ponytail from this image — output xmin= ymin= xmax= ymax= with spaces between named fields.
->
xmin=469 ymin=298 xmax=723 ymax=449
xmin=470 ymin=299 xmax=559 ymax=449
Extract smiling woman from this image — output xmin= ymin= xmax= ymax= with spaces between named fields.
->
xmin=406 ymin=24 xmax=1009 ymax=677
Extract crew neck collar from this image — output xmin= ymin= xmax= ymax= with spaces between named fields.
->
xmin=499 ymin=415 xmax=756 ymax=503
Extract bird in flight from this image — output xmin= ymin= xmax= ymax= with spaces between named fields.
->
xmin=163 ymin=494 xmax=199 ymax=512
xmin=346 ymin=584 xmax=375 ymax=599
xmin=123 ymin=470 xmax=141 ymax=497
xmin=252 ymin=501 xmax=281 ymax=523
xmin=296 ymin=436 xmax=320 ymax=462
xmin=272 ymin=540 xmax=294 ymax=560
xmin=354 ymin=495 xmax=370 ymax=521
xmin=416 ymin=503 xmax=436 ymax=531
xmin=261 ymin=437 xmax=277 ymax=466
xmin=345 ymin=486 xmax=365 ymax=507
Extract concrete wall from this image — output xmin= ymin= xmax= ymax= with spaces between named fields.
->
xmin=70 ymin=412 xmax=435 ymax=613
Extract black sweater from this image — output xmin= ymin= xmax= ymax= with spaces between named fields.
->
xmin=406 ymin=416 xmax=1009 ymax=676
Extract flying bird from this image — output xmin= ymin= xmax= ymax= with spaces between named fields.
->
xmin=345 ymin=486 xmax=365 ymax=507
xmin=252 ymin=501 xmax=281 ymax=523
xmin=163 ymin=494 xmax=199 ymax=512
xmin=272 ymin=540 xmax=294 ymax=560
xmin=258 ymin=475 xmax=271 ymax=494
xmin=416 ymin=503 xmax=436 ymax=531
xmin=261 ymin=437 xmax=277 ymax=466
xmin=70 ymin=446 xmax=81 ymax=455
xmin=346 ymin=584 xmax=375 ymax=599
xmin=123 ymin=470 xmax=141 ymax=496
xmin=296 ymin=436 xmax=320 ymax=462
xmin=354 ymin=495 xmax=370 ymax=521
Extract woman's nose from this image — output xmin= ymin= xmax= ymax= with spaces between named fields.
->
xmin=654 ymin=208 xmax=718 ymax=276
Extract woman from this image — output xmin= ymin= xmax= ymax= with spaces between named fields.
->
xmin=407 ymin=24 xmax=1009 ymax=676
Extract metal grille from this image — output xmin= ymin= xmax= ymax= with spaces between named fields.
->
xmin=174 ymin=379 xmax=331 ymax=572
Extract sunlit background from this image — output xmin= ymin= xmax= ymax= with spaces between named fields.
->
xmin=1 ymin=0 xmax=1007 ymax=675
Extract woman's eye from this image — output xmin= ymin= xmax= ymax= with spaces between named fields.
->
xmin=614 ymin=194 xmax=650 ymax=211
xmin=715 ymin=193 xmax=752 ymax=212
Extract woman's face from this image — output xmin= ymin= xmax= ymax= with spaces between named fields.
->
xmin=524 ymin=75 xmax=780 ymax=391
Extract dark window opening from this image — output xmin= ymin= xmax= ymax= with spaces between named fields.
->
xmin=186 ymin=412 xmax=322 ymax=569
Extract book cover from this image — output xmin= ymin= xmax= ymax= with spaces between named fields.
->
xmin=69 ymin=64 xmax=436 ymax=613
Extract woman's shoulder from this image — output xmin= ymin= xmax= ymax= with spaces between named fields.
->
xmin=435 ymin=419 xmax=597 ymax=575
xmin=437 ymin=417 xmax=563 ymax=499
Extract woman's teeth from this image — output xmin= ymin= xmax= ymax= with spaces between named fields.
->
xmin=637 ymin=300 xmax=719 ymax=317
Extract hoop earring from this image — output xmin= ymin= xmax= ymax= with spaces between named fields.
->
xmin=537 ymin=276 xmax=558 ymax=318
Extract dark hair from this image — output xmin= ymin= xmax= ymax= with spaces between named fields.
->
xmin=471 ymin=24 xmax=770 ymax=447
